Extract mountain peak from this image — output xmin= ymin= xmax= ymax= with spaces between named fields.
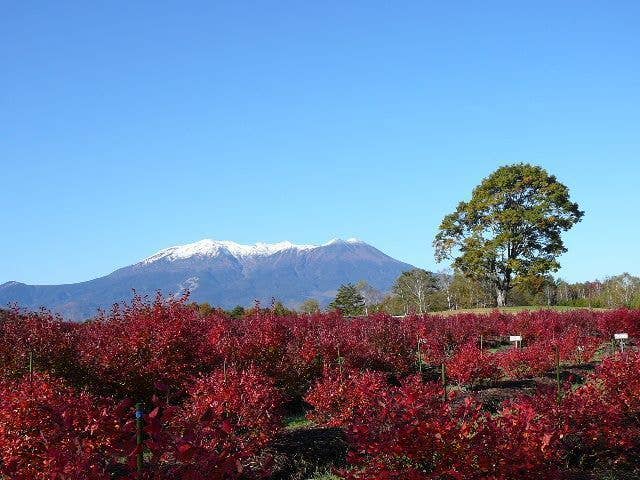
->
xmin=0 ymin=237 xmax=413 ymax=320
xmin=324 ymin=238 xmax=363 ymax=246
xmin=141 ymin=238 xmax=366 ymax=264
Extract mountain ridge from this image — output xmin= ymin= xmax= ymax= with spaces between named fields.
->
xmin=0 ymin=238 xmax=414 ymax=320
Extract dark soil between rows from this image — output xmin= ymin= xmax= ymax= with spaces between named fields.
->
xmin=265 ymin=426 xmax=347 ymax=480
xmin=260 ymin=361 xmax=611 ymax=479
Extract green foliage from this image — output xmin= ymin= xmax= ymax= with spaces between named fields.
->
xmin=555 ymin=273 xmax=640 ymax=308
xmin=380 ymin=269 xmax=494 ymax=314
xmin=378 ymin=293 xmax=409 ymax=316
xmin=329 ymin=283 xmax=365 ymax=316
xmin=228 ymin=305 xmax=246 ymax=319
xmin=284 ymin=414 xmax=314 ymax=430
xmin=272 ymin=300 xmax=295 ymax=316
xmin=434 ymin=163 xmax=583 ymax=306
xmin=310 ymin=474 xmax=342 ymax=480
xmin=193 ymin=302 xmax=216 ymax=316
xmin=300 ymin=299 xmax=321 ymax=314
xmin=448 ymin=270 xmax=494 ymax=308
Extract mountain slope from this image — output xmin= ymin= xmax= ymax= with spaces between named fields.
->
xmin=0 ymin=238 xmax=415 ymax=320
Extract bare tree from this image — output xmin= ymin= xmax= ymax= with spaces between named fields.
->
xmin=355 ymin=281 xmax=384 ymax=315
xmin=393 ymin=269 xmax=438 ymax=315
xmin=435 ymin=270 xmax=454 ymax=310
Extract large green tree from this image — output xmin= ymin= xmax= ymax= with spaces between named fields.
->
xmin=329 ymin=283 xmax=366 ymax=316
xmin=434 ymin=164 xmax=583 ymax=307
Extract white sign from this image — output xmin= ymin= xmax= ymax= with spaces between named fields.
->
xmin=509 ymin=335 xmax=523 ymax=342
xmin=614 ymin=333 xmax=629 ymax=340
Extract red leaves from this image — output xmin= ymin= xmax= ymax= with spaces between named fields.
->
xmin=305 ymin=368 xmax=390 ymax=427
xmin=0 ymin=374 xmax=116 ymax=480
xmin=148 ymin=406 xmax=160 ymax=420
xmin=447 ymin=342 xmax=501 ymax=385
xmin=3 ymin=298 xmax=640 ymax=479
xmin=74 ymin=294 xmax=219 ymax=401
xmin=307 ymin=372 xmax=489 ymax=479
xmin=220 ymin=420 xmax=234 ymax=435
xmin=131 ymin=366 xmax=284 ymax=480
xmin=308 ymin=351 xmax=640 ymax=479
xmin=176 ymin=442 xmax=195 ymax=461
xmin=0 ymin=309 xmax=79 ymax=382
xmin=114 ymin=398 xmax=135 ymax=416
xmin=495 ymin=342 xmax=555 ymax=379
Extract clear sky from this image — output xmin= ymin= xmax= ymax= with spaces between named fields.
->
xmin=1 ymin=1 xmax=639 ymax=285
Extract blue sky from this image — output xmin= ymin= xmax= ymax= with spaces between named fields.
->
xmin=1 ymin=1 xmax=638 ymax=285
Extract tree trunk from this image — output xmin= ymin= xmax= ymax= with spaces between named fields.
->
xmin=496 ymin=288 xmax=507 ymax=307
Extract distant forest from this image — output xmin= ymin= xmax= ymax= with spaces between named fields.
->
xmin=194 ymin=270 xmax=640 ymax=319
xmin=365 ymin=270 xmax=640 ymax=315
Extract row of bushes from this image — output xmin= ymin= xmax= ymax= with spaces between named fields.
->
xmin=1 ymin=297 xmax=639 ymax=478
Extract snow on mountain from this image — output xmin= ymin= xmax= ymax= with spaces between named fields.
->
xmin=0 ymin=237 xmax=413 ymax=321
xmin=324 ymin=238 xmax=362 ymax=246
xmin=142 ymin=238 xmax=361 ymax=264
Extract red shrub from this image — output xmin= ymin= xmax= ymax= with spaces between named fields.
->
xmin=447 ymin=343 xmax=501 ymax=385
xmin=331 ymin=375 xmax=492 ymax=479
xmin=0 ymin=309 xmax=80 ymax=381
xmin=557 ymin=352 xmax=640 ymax=468
xmin=487 ymin=390 xmax=565 ymax=479
xmin=136 ymin=366 xmax=284 ymax=480
xmin=495 ymin=343 xmax=555 ymax=379
xmin=76 ymin=294 xmax=215 ymax=400
xmin=0 ymin=374 xmax=118 ymax=480
xmin=4 ymin=297 xmax=640 ymax=479
xmin=305 ymin=368 xmax=390 ymax=427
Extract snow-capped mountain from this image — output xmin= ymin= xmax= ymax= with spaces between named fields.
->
xmin=141 ymin=238 xmax=360 ymax=263
xmin=0 ymin=238 xmax=414 ymax=321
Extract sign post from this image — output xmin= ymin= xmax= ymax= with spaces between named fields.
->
xmin=509 ymin=335 xmax=523 ymax=349
xmin=614 ymin=333 xmax=628 ymax=353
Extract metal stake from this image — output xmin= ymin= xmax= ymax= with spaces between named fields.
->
xmin=135 ymin=403 xmax=144 ymax=475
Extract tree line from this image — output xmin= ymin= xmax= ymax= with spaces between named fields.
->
xmin=322 ymin=270 xmax=640 ymax=316
xmin=203 ymin=163 xmax=632 ymax=316
xmin=191 ymin=269 xmax=640 ymax=319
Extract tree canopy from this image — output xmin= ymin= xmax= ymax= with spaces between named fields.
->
xmin=299 ymin=299 xmax=321 ymax=314
xmin=433 ymin=163 xmax=584 ymax=306
xmin=329 ymin=283 xmax=365 ymax=316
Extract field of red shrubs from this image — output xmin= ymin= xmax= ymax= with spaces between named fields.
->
xmin=1 ymin=295 xmax=640 ymax=479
